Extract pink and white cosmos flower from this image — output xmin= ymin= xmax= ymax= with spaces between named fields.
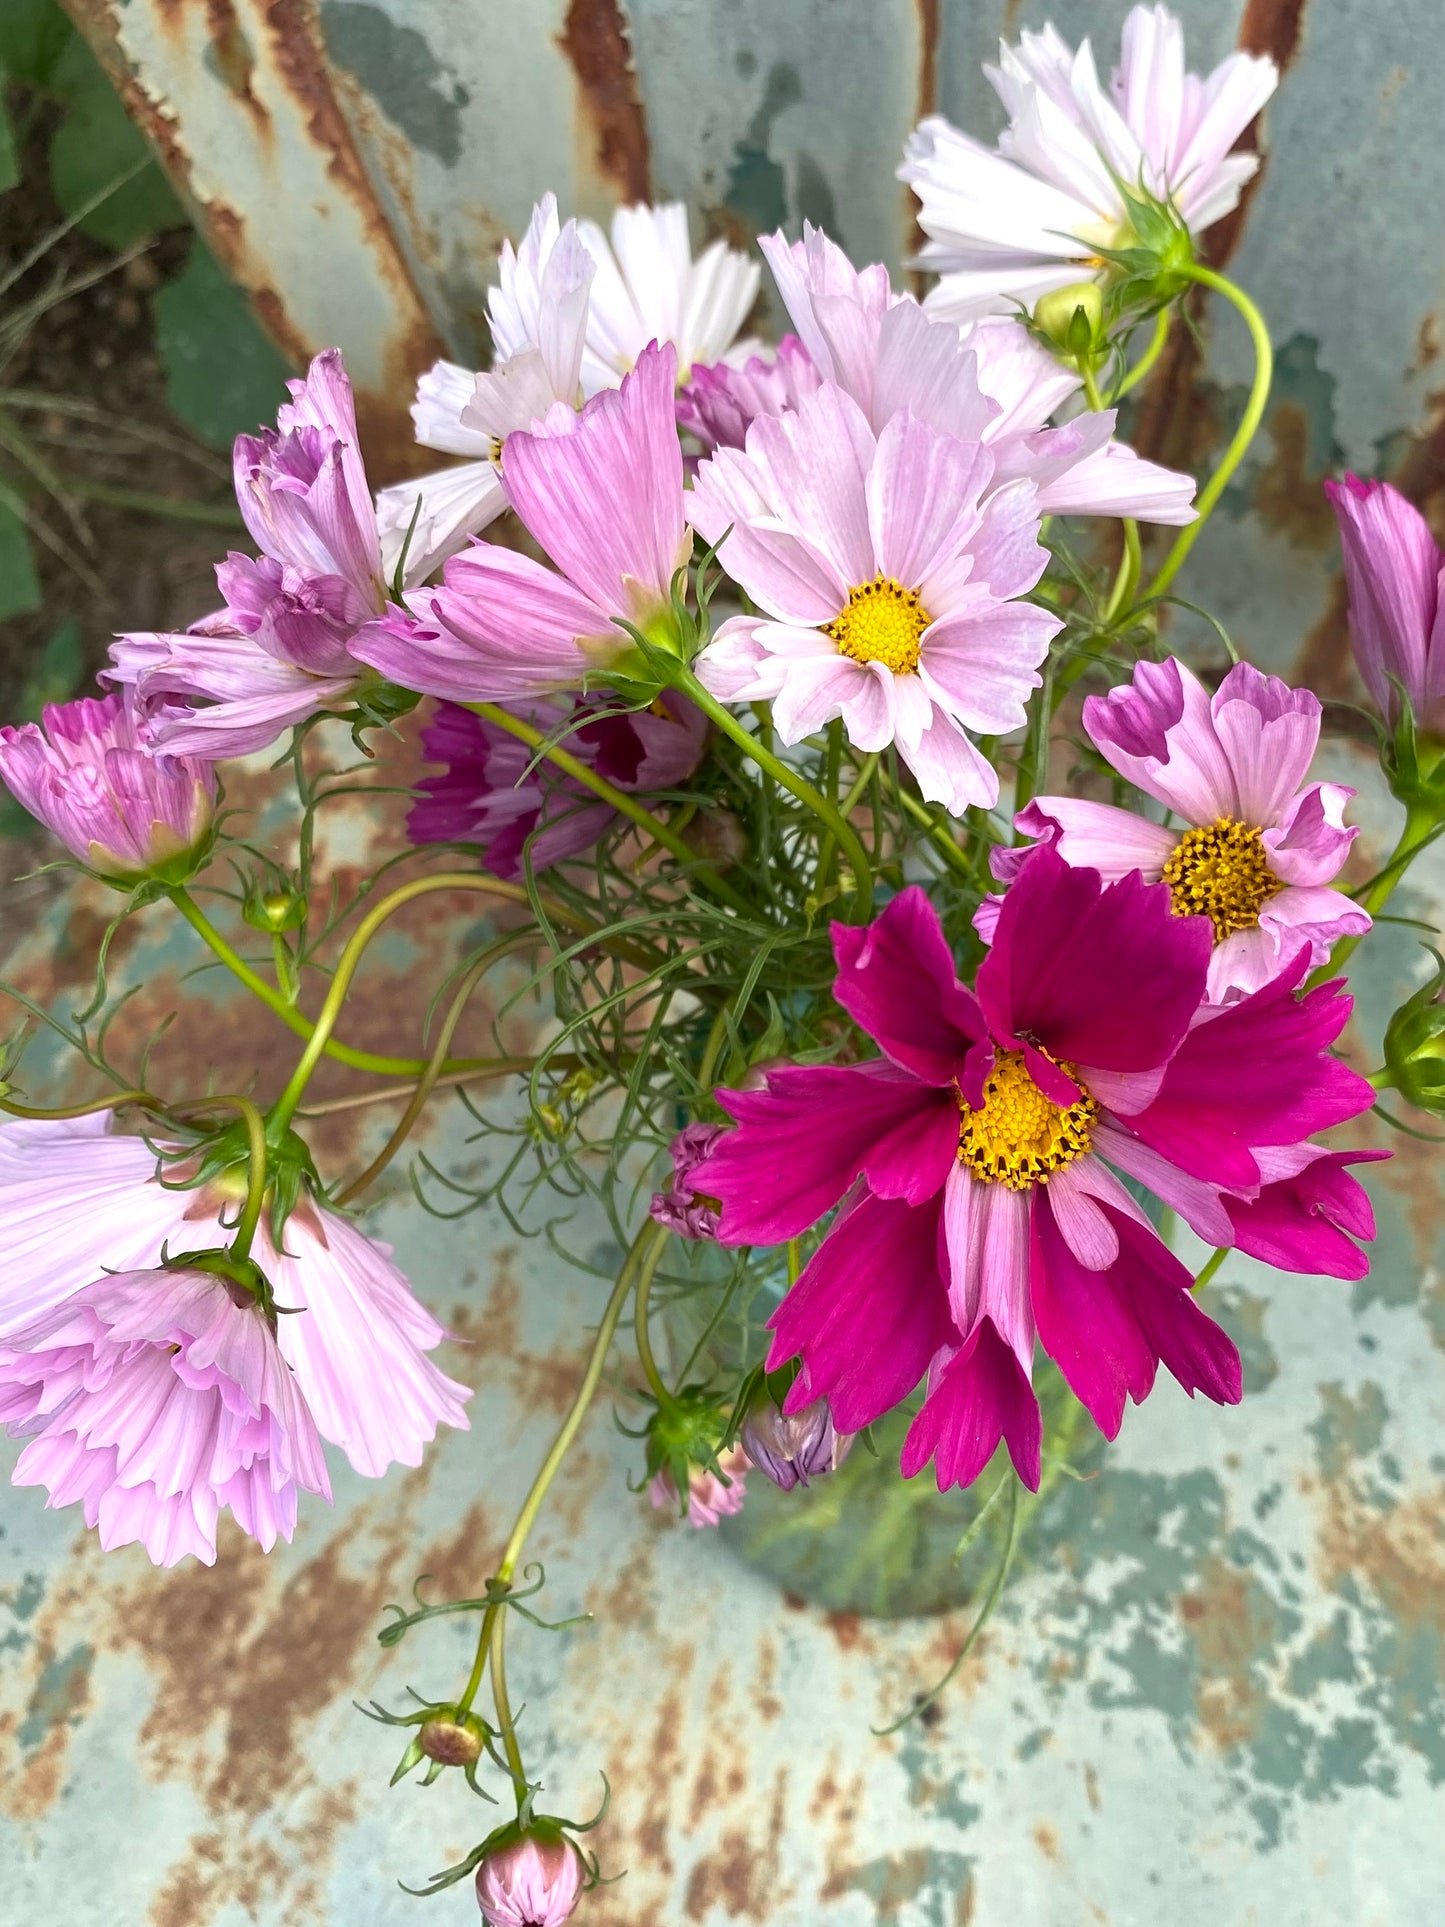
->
xmin=1002 ymin=658 xmax=1371 ymax=1000
xmin=109 ymin=351 xmax=387 ymax=758
xmin=0 ymin=1264 xmax=330 ymax=1567
xmin=689 ymin=382 xmax=1062 ymax=812
xmin=688 ymin=224 xmax=1196 ymax=525
xmin=694 ymin=855 xmax=1381 ymax=1492
xmin=354 ymin=342 xmax=691 ymax=704
xmin=474 ymin=1827 xmax=585 ymax=1927
xmin=1325 ymin=473 xmax=1445 ymax=731
xmin=900 ymin=5 xmax=1279 ymax=320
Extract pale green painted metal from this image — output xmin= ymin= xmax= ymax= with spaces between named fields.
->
xmin=7 ymin=0 xmax=1445 ymax=1920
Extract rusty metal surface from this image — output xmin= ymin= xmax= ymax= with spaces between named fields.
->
xmin=9 ymin=1 xmax=1445 ymax=1920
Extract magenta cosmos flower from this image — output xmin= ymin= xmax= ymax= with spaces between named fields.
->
xmin=1325 ymin=473 xmax=1445 ymax=731
xmin=109 ymin=350 xmax=387 ymax=758
xmin=690 ymin=382 xmax=1061 ymax=811
xmin=1006 ymin=659 xmax=1371 ymax=1000
xmin=0 ymin=1113 xmax=470 ymax=1488
xmin=475 ymin=1824 xmax=585 ymax=1926
xmin=409 ymin=692 xmax=707 ymax=878
xmin=0 ymin=693 xmax=214 ymax=879
xmin=693 ymin=852 xmax=1379 ymax=1490
xmin=0 ymin=1264 xmax=330 ymax=1567
xmin=354 ymin=341 xmax=691 ymax=705
xmin=686 ymin=224 xmax=1196 ymax=525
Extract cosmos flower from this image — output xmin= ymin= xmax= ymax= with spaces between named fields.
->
xmin=676 ymin=334 xmax=822 ymax=453
xmin=409 ymin=692 xmax=708 ymax=879
xmin=648 ymin=1443 xmax=750 ymax=1528
xmin=647 ymin=1121 xmax=726 ymax=1239
xmin=1000 ymin=658 xmax=1371 ymax=999
xmin=474 ymin=1824 xmax=585 ymax=1926
xmin=108 ymin=351 xmax=387 ymax=758
xmin=0 ymin=1113 xmax=471 ymax=1495
xmin=900 ymin=5 xmax=1279 ymax=319
xmin=740 ymin=1395 xmax=851 ymax=1491
xmin=693 ymin=854 xmax=1378 ymax=1491
xmin=688 ymin=381 xmax=1062 ymax=812
xmin=0 ymin=693 xmax=214 ymax=879
xmin=1325 ymin=472 xmax=1445 ymax=731
xmin=354 ymin=342 xmax=691 ymax=705
xmin=0 ymin=1264 xmax=330 ymax=1567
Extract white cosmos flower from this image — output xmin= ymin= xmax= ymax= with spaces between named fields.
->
xmin=899 ymin=4 xmax=1278 ymax=321
xmin=378 ymin=196 xmax=759 ymax=582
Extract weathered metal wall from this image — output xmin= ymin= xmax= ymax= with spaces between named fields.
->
xmin=7 ymin=1 xmax=1445 ymax=1921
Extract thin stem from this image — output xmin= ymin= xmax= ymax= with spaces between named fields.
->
xmin=670 ymin=668 xmax=875 ymax=920
xmin=1111 ymin=309 xmax=1171 ymax=401
xmin=1192 ymin=1246 xmax=1228 ymax=1292
xmin=1309 ymin=802 xmax=1438 ymax=987
xmin=297 ymin=1058 xmax=564 ymax=1118
xmin=896 ymin=787 xmax=974 ymax=878
xmin=816 ymin=751 xmax=882 ymax=886
xmin=468 ymin=702 xmax=753 ymax=917
xmin=1104 ymin=517 xmax=1143 ymax=625
xmin=1144 ymin=265 xmax=1274 ymax=604
xmin=632 ymin=1229 xmax=671 ymax=1404
xmin=180 ymin=1095 xmax=268 ymax=1262
xmin=48 ymin=476 xmax=245 ymax=528
xmin=0 ymin=1088 xmax=151 ymax=1120
xmin=488 ymin=1608 xmax=526 ymax=1808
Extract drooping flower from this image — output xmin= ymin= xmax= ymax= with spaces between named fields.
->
xmin=693 ymin=853 xmax=1378 ymax=1492
xmin=900 ymin=5 xmax=1279 ymax=320
xmin=0 ymin=693 xmax=214 ymax=880
xmin=689 ymin=382 xmax=1061 ymax=812
xmin=474 ymin=1822 xmax=585 ymax=1926
xmin=410 ymin=692 xmax=707 ymax=878
xmin=0 ymin=1114 xmax=471 ymax=1489
xmin=354 ymin=342 xmax=691 ymax=705
xmin=108 ymin=351 xmax=388 ymax=758
xmin=1002 ymin=658 xmax=1371 ymax=999
xmin=748 ymin=223 xmax=1195 ymax=524
xmin=376 ymin=196 xmax=598 ymax=580
xmin=676 ymin=334 xmax=823 ymax=453
xmin=740 ymin=1395 xmax=851 ymax=1491
xmin=648 ymin=1443 xmax=750 ymax=1529
xmin=648 ymin=1121 xmax=725 ymax=1239
xmin=0 ymin=1264 xmax=330 ymax=1567
xmin=1325 ymin=472 xmax=1445 ymax=731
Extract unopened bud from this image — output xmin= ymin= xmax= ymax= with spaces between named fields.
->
xmin=648 ymin=1444 xmax=750 ymax=1529
xmin=741 ymin=1396 xmax=851 ymax=1491
xmin=1033 ymin=280 xmax=1106 ymax=359
xmin=419 ymin=1714 xmax=483 ymax=1769
xmin=242 ymin=873 xmax=307 ymax=933
xmin=475 ymin=1821 xmax=584 ymax=1926
xmin=649 ymin=1122 xmax=724 ymax=1239
xmin=1382 ymin=955 xmax=1445 ymax=1113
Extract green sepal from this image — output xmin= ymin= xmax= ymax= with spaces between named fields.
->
xmin=1381 ymin=946 xmax=1445 ymax=1114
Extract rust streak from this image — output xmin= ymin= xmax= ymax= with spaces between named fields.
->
xmin=558 ymin=0 xmax=652 ymax=204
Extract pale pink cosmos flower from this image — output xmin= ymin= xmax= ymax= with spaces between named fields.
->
xmin=0 ymin=693 xmax=214 ymax=879
xmin=475 ymin=1826 xmax=585 ymax=1926
xmin=0 ymin=1265 xmax=330 ymax=1567
xmin=648 ymin=1444 xmax=749 ymax=1529
xmin=0 ymin=1114 xmax=471 ymax=1492
xmin=689 ymin=382 xmax=1062 ymax=813
xmin=108 ymin=350 xmax=388 ymax=758
xmin=900 ymin=5 xmax=1279 ymax=320
xmin=354 ymin=342 xmax=691 ymax=705
xmin=1000 ymin=658 xmax=1371 ymax=1000
xmin=1324 ymin=473 xmax=1445 ymax=731
xmin=693 ymin=223 xmax=1196 ymax=525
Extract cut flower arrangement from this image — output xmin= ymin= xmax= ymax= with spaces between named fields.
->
xmin=1 ymin=8 xmax=1441 ymax=1917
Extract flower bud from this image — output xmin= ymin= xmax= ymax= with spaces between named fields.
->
xmin=649 ymin=1122 xmax=724 ymax=1239
xmin=741 ymin=1396 xmax=852 ymax=1491
xmin=475 ymin=1821 xmax=584 ymax=1926
xmin=1032 ymin=280 xmax=1106 ymax=360
xmin=1383 ymin=956 xmax=1445 ymax=1114
xmin=419 ymin=1714 xmax=484 ymax=1769
xmin=242 ymin=872 xmax=307 ymax=932
xmin=648 ymin=1443 xmax=750 ymax=1529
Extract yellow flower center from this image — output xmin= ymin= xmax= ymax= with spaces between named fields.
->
xmin=1161 ymin=816 xmax=1282 ymax=942
xmin=958 ymin=1051 xmax=1098 ymax=1191
xmin=826 ymin=575 xmax=931 ymax=676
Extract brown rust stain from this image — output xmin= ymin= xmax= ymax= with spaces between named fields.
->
xmin=1318 ymin=1482 xmax=1445 ymax=1647
xmin=1032 ymin=1820 xmax=1061 ymax=1863
xmin=682 ymin=1767 xmax=788 ymax=1920
xmin=558 ymin=0 xmax=652 ymax=205
xmin=904 ymin=0 xmax=942 ymax=282
xmin=1177 ymin=1555 xmax=1277 ymax=1751
xmin=1252 ymin=400 xmax=1340 ymax=549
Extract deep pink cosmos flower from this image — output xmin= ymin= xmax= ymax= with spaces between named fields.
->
xmin=409 ymin=693 xmax=707 ymax=879
xmin=0 ymin=1114 xmax=471 ymax=1494
xmin=693 ymin=851 xmax=1379 ymax=1492
xmin=353 ymin=341 xmax=691 ymax=705
xmin=474 ymin=1824 xmax=585 ymax=1926
xmin=108 ymin=351 xmax=387 ymax=758
xmin=0 ymin=693 xmax=214 ymax=879
xmin=1325 ymin=473 xmax=1445 ymax=731
xmin=676 ymin=334 xmax=823 ymax=453
xmin=1002 ymin=658 xmax=1371 ymax=999
xmin=647 ymin=1120 xmax=725 ymax=1239
xmin=689 ymin=384 xmax=1062 ymax=813
xmin=0 ymin=1264 xmax=330 ymax=1567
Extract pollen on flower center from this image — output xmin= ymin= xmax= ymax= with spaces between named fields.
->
xmin=1162 ymin=816 xmax=1282 ymax=941
xmin=958 ymin=1051 xmax=1097 ymax=1191
xmin=825 ymin=575 xmax=931 ymax=676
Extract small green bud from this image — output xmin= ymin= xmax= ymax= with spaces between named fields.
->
xmin=1382 ymin=954 xmax=1445 ymax=1114
xmin=1033 ymin=280 xmax=1106 ymax=359
xmin=243 ymin=872 xmax=307 ymax=933
xmin=418 ymin=1713 xmax=484 ymax=1769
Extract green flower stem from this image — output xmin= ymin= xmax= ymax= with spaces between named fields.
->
xmin=488 ymin=1605 xmax=527 ymax=1807
xmin=632 ymin=1227 xmax=671 ymax=1405
xmin=54 ymin=476 xmax=245 ymax=528
xmin=1079 ymin=358 xmax=1143 ymax=626
xmin=1192 ymin=1245 xmax=1228 ymax=1292
xmin=467 ymin=701 xmax=754 ymax=918
xmin=1143 ymin=264 xmax=1274 ymax=604
xmin=668 ymin=668 xmax=875 ymax=920
xmin=179 ymin=1094 xmax=268 ymax=1262
xmin=816 ymin=751 xmax=882 ymax=887
xmin=895 ymin=788 xmax=974 ymax=878
xmin=1309 ymin=800 xmax=1440 ymax=987
xmin=1112 ymin=308 xmax=1171 ymax=401
xmin=0 ymin=1089 xmax=152 ymax=1120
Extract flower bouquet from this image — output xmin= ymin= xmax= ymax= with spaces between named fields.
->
xmin=2 ymin=8 xmax=1439 ymax=1918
